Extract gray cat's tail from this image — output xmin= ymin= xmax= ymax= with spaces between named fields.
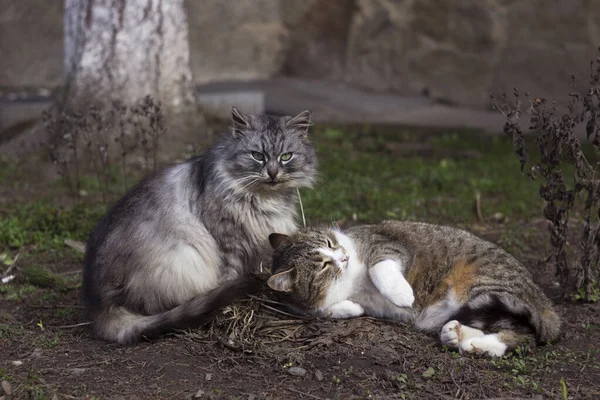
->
xmin=92 ymin=276 xmax=263 ymax=344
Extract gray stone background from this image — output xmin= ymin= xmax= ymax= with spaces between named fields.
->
xmin=0 ymin=0 xmax=598 ymax=121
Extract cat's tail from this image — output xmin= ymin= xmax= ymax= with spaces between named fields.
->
xmin=451 ymin=293 xmax=562 ymax=344
xmin=91 ymin=275 xmax=263 ymax=344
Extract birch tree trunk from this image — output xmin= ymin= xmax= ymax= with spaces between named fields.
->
xmin=62 ymin=0 xmax=205 ymax=158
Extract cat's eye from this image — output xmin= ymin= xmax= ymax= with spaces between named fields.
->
xmin=280 ymin=152 xmax=293 ymax=162
xmin=252 ymin=151 xmax=265 ymax=162
xmin=326 ymin=239 xmax=334 ymax=249
xmin=322 ymin=261 xmax=332 ymax=269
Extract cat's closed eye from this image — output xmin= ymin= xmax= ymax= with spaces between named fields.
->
xmin=318 ymin=261 xmax=332 ymax=275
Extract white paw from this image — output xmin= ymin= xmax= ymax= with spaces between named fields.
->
xmin=459 ymin=335 xmax=507 ymax=358
xmin=388 ymin=281 xmax=415 ymax=308
xmin=343 ymin=302 xmax=365 ymax=317
xmin=389 ymin=292 xmax=415 ymax=308
xmin=327 ymin=300 xmax=365 ymax=318
xmin=440 ymin=320 xmax=462 ymax=348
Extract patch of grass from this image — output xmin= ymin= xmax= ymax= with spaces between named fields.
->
xmin=22 ymin=264 xmax=80 ymax=291
xmin=23 ymin=371 xmax=48 ymax=400
xmin=0 ymin=201 xmax=105 ymax=250
xmin=0 ymin=284 xmax=37 ymax=300
xmin=302 ymin=126 xmax=590 ymax=225
xmin=56 ymin=307 xmax=74 ymax=318
xmin=0 ymin=324 xmax=25 ymax=338
xmin=35 ymin=333 xmax=61 ymax=349
xmin=0 ymin=368 xmax=12 ymax=382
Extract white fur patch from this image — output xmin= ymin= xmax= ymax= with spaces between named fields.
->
xmin=459 ymin=334 xmax=508 ymax=357
xmin=415 ymin=290 xmax=461 ymax=332
xmin=319 ymin=232 xmax=365 ymax=312
xmin=369 ymin=260 xmax=414 ymax=308
xmin=319 ymin=247 xmax=348 ymax=271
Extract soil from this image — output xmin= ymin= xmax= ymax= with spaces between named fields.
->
xmin=2 ymin=126 xmax=600 ymax=399
xmin=2 ymin=223 xmax=600 ymax=400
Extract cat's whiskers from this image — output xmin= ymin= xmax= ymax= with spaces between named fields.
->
xmin=238 ymin=177 xmax=260 ymax=191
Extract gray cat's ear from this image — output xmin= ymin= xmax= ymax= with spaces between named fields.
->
xmin=231 ymin=107 xmax=251 ymax=136
xmin=285 ymin=110 xmax=312 ymax=137
xmin=269 ymin=233 xmax=290 ymax=249
xmin=267 ymin=268 xmax=295 ymax=293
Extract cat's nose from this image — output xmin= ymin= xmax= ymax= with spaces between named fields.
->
xmin=267 ymin=164 xmax=279 ymax=179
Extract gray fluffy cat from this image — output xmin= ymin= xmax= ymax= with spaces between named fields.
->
xmin=83 ymin=108 xmax=317 ymax=344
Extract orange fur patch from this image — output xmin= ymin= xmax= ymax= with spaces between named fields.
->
xmin=446 ymin=259 xmax=478 ymax=303
xmin=407 ymin=257 xmax=478 ymax=307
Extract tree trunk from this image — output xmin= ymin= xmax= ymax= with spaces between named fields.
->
xmin=62 ymin=0 xmax=206 ymax=159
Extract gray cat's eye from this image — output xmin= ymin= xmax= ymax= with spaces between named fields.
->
xmin=280 ymin=152 xmax=293 ymax=163
xmin=252 ymin=151 xmax=265 ymax=162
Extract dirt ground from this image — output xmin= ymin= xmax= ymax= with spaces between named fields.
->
xmin=1 ymin=222 xmax=600 ymax=400
xmin=2 ymin=126 xmax=600 ymax=399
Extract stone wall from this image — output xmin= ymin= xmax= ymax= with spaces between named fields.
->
xmin=1 ymin=0 xmax=599 ymax=108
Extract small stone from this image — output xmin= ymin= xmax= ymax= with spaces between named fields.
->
xmin=69 ymin=368 xmax=86 ymax=376
xmin=205 ymin=373 xmax=212 ymax=381
xmin=314 ymin=369 xmax=323 ymax=382
xmin=492 ymin=212 xmax=504 ymax=222
xmin=79 ymin=190 xmax=88 ymax=197
xmin=1 ymin=381 xmax=11 ymax=395
xmin=194 ymin=389 xmax=205 ymax=398
xmin=11 ymin=361 xmax=23 ymax=367
xmin=31 ymin=348 xmax=42 ymax=358
xmin=247 ymin=395 xmax=256 ymax=400
xmin=288 ymin=367 xmax=307 ymax=377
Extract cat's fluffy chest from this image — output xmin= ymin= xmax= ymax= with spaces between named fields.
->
xmin=238 ymin=194 xmax=298 ymax=241
xmin=322 ymin=231 xmax=413 ymax=320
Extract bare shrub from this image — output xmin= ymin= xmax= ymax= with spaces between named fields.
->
xmin=493 ymin=49 xmax=600 ymax=302
xmin=44 ymin=95 xmax=166 ymax=203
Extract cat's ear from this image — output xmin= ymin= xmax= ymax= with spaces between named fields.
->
xmin=269 ymin=233 xmax=290 ymax=250
xmin=231 ymin=107 xmax=251 ymax=137
xmin=285 ymin=110 xmax=312 ymax=137
xmin=267 ymin=268 xmax=295 ymax=293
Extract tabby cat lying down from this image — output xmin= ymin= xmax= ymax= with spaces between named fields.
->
xmin=266 ymin=221 xmax=561 ymax=357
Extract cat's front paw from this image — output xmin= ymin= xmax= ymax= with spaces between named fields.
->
xmin=387 ymin=281 xmax=415 ymax=308
xmin=327 ymin=300 xmax=365 ymax=319
xmin=389 ymin=292 xmax=415 ymax=308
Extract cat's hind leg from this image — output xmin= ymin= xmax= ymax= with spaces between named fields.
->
xmin=440 ymin=321 xmax=519 ymax=357
xmin=458 ymin=330 xmax=523 ymax=357
xmin=440 ymin=320 xmax=484 ymax=349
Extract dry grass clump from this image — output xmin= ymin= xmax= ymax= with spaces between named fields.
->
xmin=180 ymin=293 xmax=315 ymax=353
